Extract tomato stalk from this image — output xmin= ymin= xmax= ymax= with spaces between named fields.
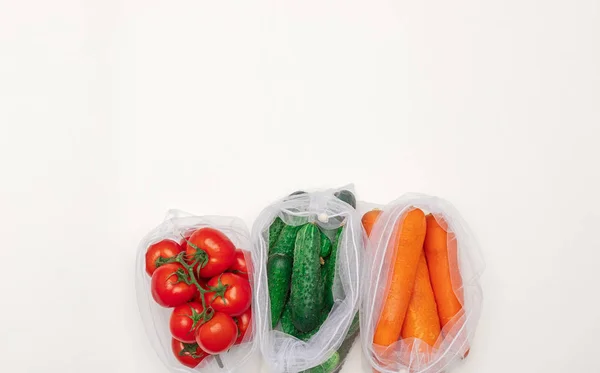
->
xmin=172 ymin=253 xmax=212 ymax=320
xmin=180 ymin=342 xmax=203 ymax=359
xmin=206 ymin=275 xmax=230 ymax=304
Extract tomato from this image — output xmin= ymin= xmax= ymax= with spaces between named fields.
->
xmin=151 ymin=263 xmax=197 ymax=307
xmin=195 ymin=312 xmax=238 ymax=354
xmin=179 ymin=229 xmax=195 ymax=247
xmin=171 ymin=338 xmax=208 ymax=368
xmin=234 ymin=307 xmax=252 ymax=344
xmin=228 ymin=249 xmax=250 ymax=278
xmin=204 ymin=273 xmax=251 ymax=316
xmin=145 ymin=239 xmax=183 ymax=276
xmin=170 ymin=302 xmax=207 ymax=343
xmin=186 ymin=228 xmax=236 ymax=278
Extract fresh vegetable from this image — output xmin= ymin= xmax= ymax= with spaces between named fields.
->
xmin=179 ymin=229 xmax=195 ymax=247
xmin=320 ymin=230 xmax=333 ymax=258
xmin=290 ymin=223 xmax=323 ymax=332
xmin=145 ymin=239 xmax=184 ymax=276
xmin=234 ymin=307 xmax=252 ymax=344
xmin=361 ymin=209 xmax=382 ymax=236
xmin=228 ymin=249 xmax=250 ymax=278
xmin=269 ymin=224 xmax=302 ymax=256
xmin=322 ymin=228 xmax=343 ymax=311
xmin=185 ymin=227 xmax=236 ymax=278
xmin=267 ymin=253 xmax=293 ymax=327
xmin=424 ymin=214 xmax=464 ymax=328
xmin=400 ymin=254 xmax=441 ymax=347
xmin=302 ymin=352 xmax=340 ymax=373
xmin=336 ymin=328 xmax=359 ymax=372
xmin=195 ymin=311 xmax=238 ymax=354
xmin=373 ymin=208 xmax=426 ymax=347
xmin=204 ymin=273 xmax=252 ymax=317
xmin=280 ymin=305 xmax=328 ymax=341
xmin=268 ymin=217 xmax=286 ymax=249
xmin=171 ymin=339 xmax=208 ymax=368
xmin=347 ymin=312 xmax=360 ymax=338
xmin=334 ymin=189 xmax=356 ymax=209
xmin=151 ymin=263 xmax=198 ymax=307
xmin=170 ymin=302 xmax=207 ymax=343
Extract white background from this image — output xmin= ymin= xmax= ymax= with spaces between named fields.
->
xmin=1 ymin=0 xmax=599 ymax=372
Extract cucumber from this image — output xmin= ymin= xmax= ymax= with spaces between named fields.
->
xmin=302 ymin=352 xmax=340 ymax=373
xmin=319 ymin=229 xmax=333 ymax=258
xmin=323 ymin=228 xmax=343 ymax=310
xmin=267 ymin=253 xmax=293 ymax=328
xmin=334 ymin=332 xmax=358 ymax=373
xmin=280 ymin=304 xmax=328 ymax=341
xmin=268 ymin=217 xmax=285 ymax=250
xmin=334 ymin=190 xmax=356 ymax=209
xmin=347 ymin=312 xmax=360 ymax=338
xmin=270 ymin=224 xmax=302 ymax=256
xmin=290 ymin=223 xmax=323 ymax=332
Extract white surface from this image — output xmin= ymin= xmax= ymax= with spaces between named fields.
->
xmin=0 ymin=0 xmax=599 ymax=372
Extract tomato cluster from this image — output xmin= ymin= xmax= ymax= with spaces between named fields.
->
xmin=145 ymin=227 xmax=252 ymax=368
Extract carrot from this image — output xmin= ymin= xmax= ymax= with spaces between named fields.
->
xmin=362 ymin=209 xmax=382 ymax=236
xmin=373 ymin=208 xmax=427 ymax=347
xmin=400 ymin=254 xmax=441 ymax=347
xmin=423 ymin=214 xmax=463 ymax=328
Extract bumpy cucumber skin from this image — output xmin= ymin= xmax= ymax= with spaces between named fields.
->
xmin=323 ymin=227 xmax=343 ymax=311
xmin=320 ymin=229 xmax=333 ymax=258
xmin=334 ymin=190 xmax=356 ymax=209
xmin=268 ymin=253 xmax=293 ymax=328
xmin=280 ymin=304 xmax=328 ymax=341
xmin=270 ymin=224 xmax=302 ymax=256
xmin=290 ymin=224 xmax=323 ymax=332
xmin=268 ymin=217 xmax=285 ymax=250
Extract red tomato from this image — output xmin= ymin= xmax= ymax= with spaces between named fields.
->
xmin=186 ymin=228 xmax=236 ymax=278
xmin=228 ymin=249 xmax=250 ymax=278
xmin=234 ymin=307 xmax=252 ymax=344
xmin=195 ymin=312 xmax=238 ymax=354
xmin=205 ymin=273 xmax=251 ymax=316
xmin=145 ymin=239 xmax=183 ymax=276
xmin=170 ymin=302 xmax=206 ymax=343
xmin=180 ymin=229 xmax=195 ymax=247
xmin=151 ymin=263 xmax=197 ymax=307
xmin=171 ymin=338 xmax=208 ymax=368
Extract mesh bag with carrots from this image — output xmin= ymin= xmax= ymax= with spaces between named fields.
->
xmin=251 ymin=187 xmax=363 ymax=373
xmin=361 ymin=194 xmax=484 ymax=373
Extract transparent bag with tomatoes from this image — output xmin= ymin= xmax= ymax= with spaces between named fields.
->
xmin=136 ymin=210 xmax=260 ymax=373
xmin=251 ymin=187 xmax=364 ymax=373
xmin=360 ymin=194 xmax=485 ymax=373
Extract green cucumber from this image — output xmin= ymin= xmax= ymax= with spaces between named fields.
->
xmin=323 ymin=228 xmax=343 ymax=311
xmin=302 ymin=352 xmax=340 ymax=373
xmin=334 ymin=331 xmax=358 ymax=373
xmin=270 ymin=224 xmax=302 ymax=256
xmin=290 ymin=223 xmax=323 ymax=332
xmin=334 ymin=190 xmax=356 ymax=209
xmin=346 ymin=312 xmax=360 ymax=338
xmin=280 ymin=304 xmax=328 ymax=341
xmin=320 ymin=229 xmax=333 ymax=258
xmin=268 ymin=217 xmax=285 ymax=250
xmin=267 ymin=253 xmax=293 ymax=328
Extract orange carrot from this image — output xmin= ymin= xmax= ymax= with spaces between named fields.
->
xmin=362 ymin=209 xmax=382 ymax=236
xmin=373 ymin=208 xmax=427 ymax=347
xmin=400 ymin=254 xmax=441 ymax=347
xmin=423 ymin=214 xmax=463 ymax=328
